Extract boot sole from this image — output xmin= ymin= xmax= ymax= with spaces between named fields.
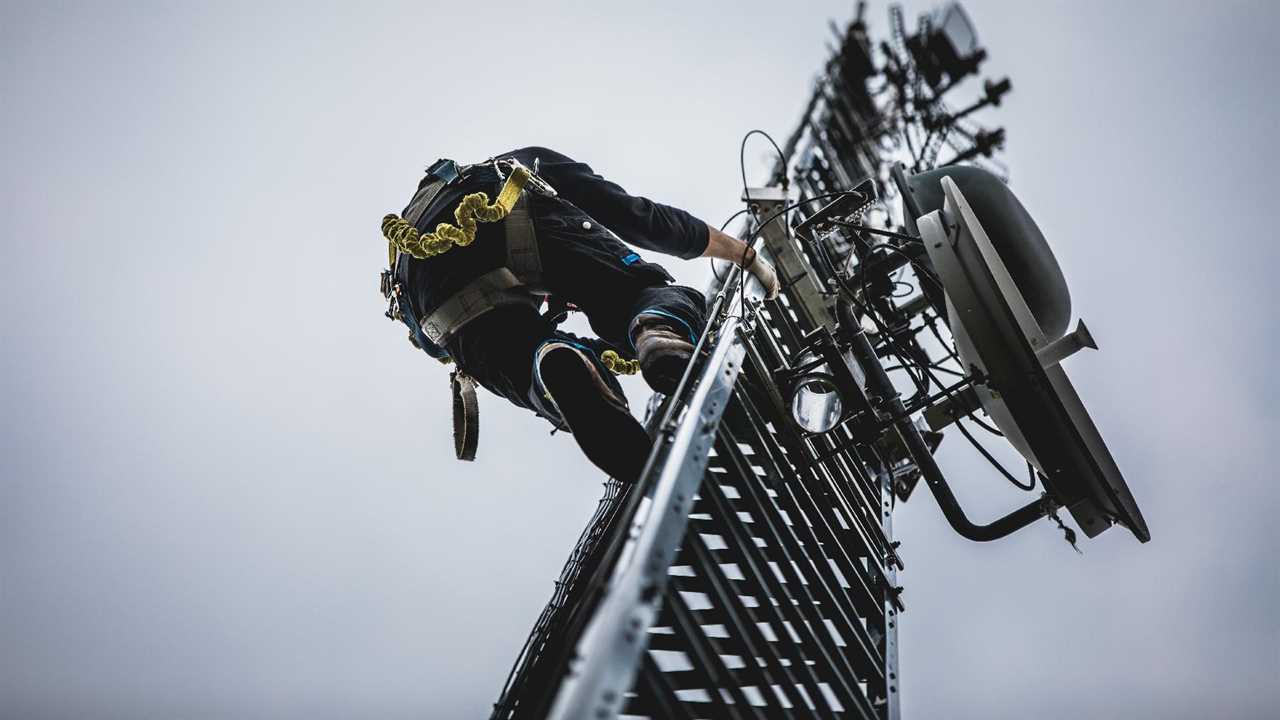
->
xmin=539 ymin=348 xmax=639 ymax=448
xmin=640 ymin=348 xmax=691 ymax=396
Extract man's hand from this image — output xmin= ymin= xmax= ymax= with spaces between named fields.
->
xmin=742 ymin=246 xmax=781 ymax=300
xmin=702 ymin=224 xmax=781 ymax=300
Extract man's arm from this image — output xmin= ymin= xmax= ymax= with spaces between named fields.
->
xmin=509 ymin=147 xmax=708 ymax=258
xmin=506 ymin=147 xmax=779 ymax=297
xmin=701 ymin=224 xmax=780 ymax=299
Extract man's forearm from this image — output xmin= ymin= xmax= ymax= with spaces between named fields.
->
xmin=698 ymin=222 xmax=780 ymax=299
xmin=700 ymin=224 xmax=754 ymax=265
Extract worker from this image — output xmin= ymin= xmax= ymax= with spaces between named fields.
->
xmin=379 ymin=146 xmax=779 ymax=483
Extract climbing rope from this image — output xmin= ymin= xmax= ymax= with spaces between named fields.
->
xmin=601 ymin=350 xmax=640 ymax=376
xmin=382 ymin=165 xmax=531 ymax=260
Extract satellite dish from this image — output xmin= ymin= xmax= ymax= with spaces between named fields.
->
xmin=907 ymin=165 xmax=1072 ymax=340
xmin=918 ymin=176 xmax=1150 ymax=542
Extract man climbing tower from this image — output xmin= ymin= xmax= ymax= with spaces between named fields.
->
xmin=380 ymin=146 xmax=779 ymax=483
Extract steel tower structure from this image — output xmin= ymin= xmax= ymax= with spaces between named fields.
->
xmin=490 ymin=3 xmax=1147 ymax=718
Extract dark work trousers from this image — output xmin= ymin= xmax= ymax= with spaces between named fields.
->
xmin=444 ymin=192 xmax=707 ymax=433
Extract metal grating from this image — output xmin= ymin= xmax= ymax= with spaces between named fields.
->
xmin=623 ymin=299 xmax=903 ymax=719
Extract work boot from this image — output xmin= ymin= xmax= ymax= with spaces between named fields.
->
xmin=537 ymin=344 xmax=651 ymax=483
xmin=633 ymin=316 xmax=695 ymax=396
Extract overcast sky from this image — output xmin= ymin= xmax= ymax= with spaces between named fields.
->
xmin=2 ymin=1 xmax=1277 ymax=718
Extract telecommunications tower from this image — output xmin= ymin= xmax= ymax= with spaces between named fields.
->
xmin=491 ymin=3 xmax=1148 ymax=718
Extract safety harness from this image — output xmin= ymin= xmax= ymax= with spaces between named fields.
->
xmin=379 ymin=157 xmax=638 ymax=461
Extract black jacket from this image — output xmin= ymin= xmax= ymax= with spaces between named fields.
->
xmin=395 ymin=146 xmax=709 ymax=320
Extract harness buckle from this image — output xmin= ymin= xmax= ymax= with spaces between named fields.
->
xmin=382 ymin=272 xmax=403 ymax=321
xmin=524 ymin=172 xmax=558 ymax=198
xmin=379 ymin=269 xmax=393 ymax=299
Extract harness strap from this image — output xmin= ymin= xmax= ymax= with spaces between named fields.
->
xmin=407 ymin=179 xmax=546 ymax=348
xmin=419 ymin=268 xmax=540 ymax=345
xmin=402 ymin=178 xmax=449 ymax=227
xmin=451 ymin=371 xmax=480 ymax=461
xmin=504 ymin=194 xmax=544 ymax=291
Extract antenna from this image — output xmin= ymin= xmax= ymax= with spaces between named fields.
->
xmin=917 ymin=175 xmax=1149 ymax=541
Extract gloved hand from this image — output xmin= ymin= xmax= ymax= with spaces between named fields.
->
xmin=742 ymin=246 xmax=781 ymax=300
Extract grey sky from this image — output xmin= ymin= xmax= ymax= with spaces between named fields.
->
xmin=1 ymin=1 xmax=1277 ymax=718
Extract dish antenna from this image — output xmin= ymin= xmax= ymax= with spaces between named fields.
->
xmin=908 ymin=169 xmax=1149 ymax=541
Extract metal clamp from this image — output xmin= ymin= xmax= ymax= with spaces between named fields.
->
xmin=493 ymin=157 xmax=558 ymax=197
